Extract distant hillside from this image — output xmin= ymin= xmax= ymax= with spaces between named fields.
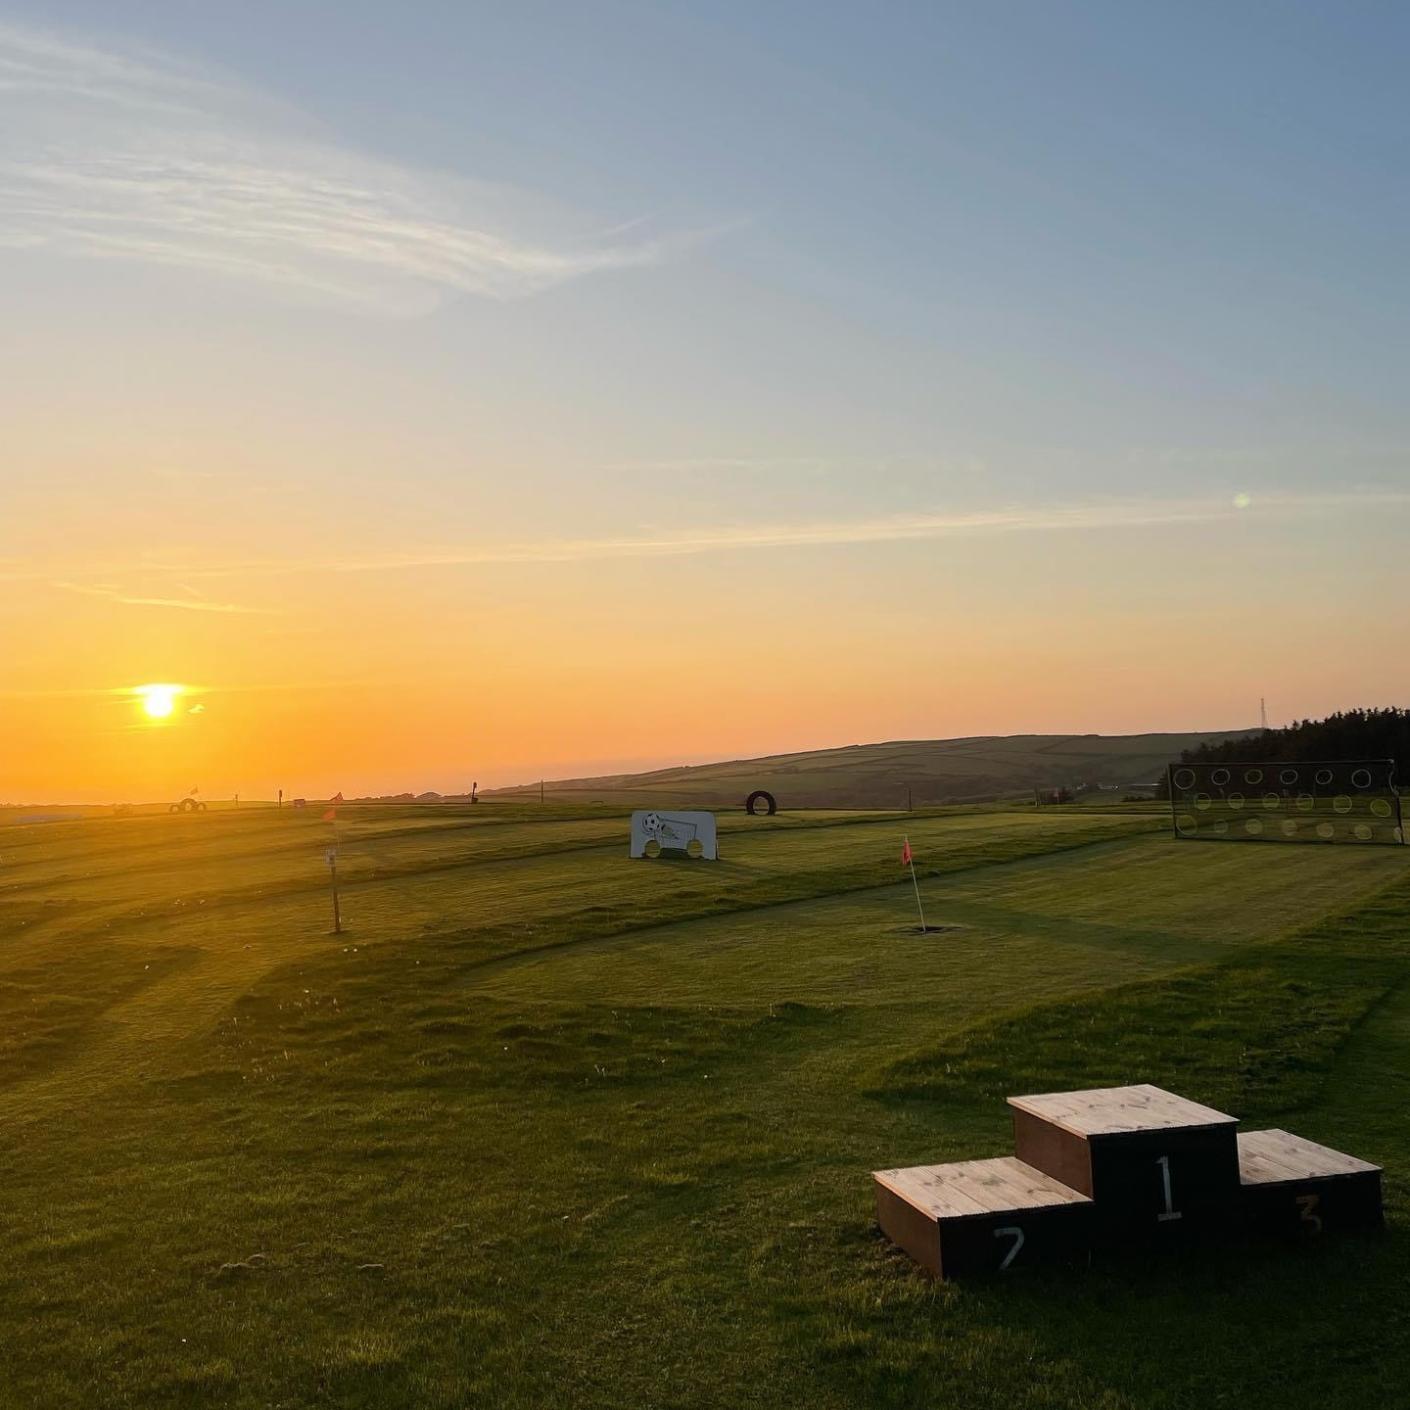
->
xmin=485 ymin=730 xmax=1257 ymax=810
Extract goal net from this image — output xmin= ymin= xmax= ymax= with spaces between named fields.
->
xmin=1167 ymin=759 xmax=1404 ymax=846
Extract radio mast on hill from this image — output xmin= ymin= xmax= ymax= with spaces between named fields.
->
xmin=1260 ymin=697 xmax=1268 ymax=730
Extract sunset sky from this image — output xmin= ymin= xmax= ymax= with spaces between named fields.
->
xmin=3 ymin=2 xmax=1407 ymax=803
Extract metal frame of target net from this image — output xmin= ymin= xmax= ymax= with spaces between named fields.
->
xmin=1167 ymin=759 xmax=1405 ymax=846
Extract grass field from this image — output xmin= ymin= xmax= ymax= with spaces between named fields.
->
xmin=3 ymin=801 xmax=1409 ymax=1407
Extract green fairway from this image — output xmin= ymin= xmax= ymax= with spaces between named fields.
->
xmin=3 ymin=802 xmax=1409 ymax=1407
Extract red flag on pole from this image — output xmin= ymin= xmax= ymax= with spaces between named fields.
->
xmin=323 ymin=793 xmax=342 ymax=822
xmin=901 ymin=835 xmax=927 ymax=931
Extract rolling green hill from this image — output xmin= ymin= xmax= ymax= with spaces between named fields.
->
xmin=486 ymin=730 xmax=1257 ymax=808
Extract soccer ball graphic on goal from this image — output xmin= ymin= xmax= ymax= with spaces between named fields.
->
xmin=630 ymin=810 xmax=718 ymax=860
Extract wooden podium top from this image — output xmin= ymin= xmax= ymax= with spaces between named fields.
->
xmin=1238 ymin=1129 xmax=1380 ymax=1184
xmin=1007 ymin=1084 xmax=1237 ymax=1138
xmin=873 ymin=1156 xmax=1092 ymax=1220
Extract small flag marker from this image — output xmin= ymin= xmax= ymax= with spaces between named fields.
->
xmin=902 ymin=835 xmax=927 ymax=932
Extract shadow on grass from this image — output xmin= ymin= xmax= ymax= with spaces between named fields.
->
xmin=867 ymin=870 xmax=1410 ymax=1130
xmin=824 ymin=1219 xmax=1410 ymax=1409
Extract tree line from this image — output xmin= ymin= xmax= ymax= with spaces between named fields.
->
xmin=1156 ymin=707 xmax=1410 ymax=797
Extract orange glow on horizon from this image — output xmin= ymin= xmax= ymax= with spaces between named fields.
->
xmin=2 ymin=505 xmax=1405 ymax=805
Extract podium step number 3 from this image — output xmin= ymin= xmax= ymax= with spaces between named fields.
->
xmin=874 ymin=1084 xmax=1383 ymax=1279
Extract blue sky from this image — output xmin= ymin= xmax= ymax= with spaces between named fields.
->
xmin=8 ymin=2 xmax=1408 ymax=493
xmin=2 ymin=2 xmax=1407 ymax=797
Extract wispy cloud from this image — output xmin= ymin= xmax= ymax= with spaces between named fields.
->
xmin=25 ymin=487 xmax=1410 ymax=585
xmin=285 ymin=488 xmax=1408 ymax=569
xmin=0 ymin=23 xmax=684 ymax=313
xmin=598 ymin=455 xmax=836 ymax=474
xmin=52 ymin=580 xmax=277 ymax=614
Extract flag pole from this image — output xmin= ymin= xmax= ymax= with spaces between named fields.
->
xmin=326 ymin=795 xmax=343 ymax=934
xmin=329 ymin=847 xmax=342 ymax=934
xmin=905 ymin=834 xmax=927 ymax=932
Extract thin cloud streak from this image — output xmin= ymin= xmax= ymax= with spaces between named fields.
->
xmin=598 ymin=455 xmax=835 ymax=474
xmin=0 ymin=23 xmax=247 ymax=119
xmin=294 ymin=488 xmax=1406 ymax=571
xmin=27 ymin=488 xmax=1410 ymax=585
xmin=0 ymin=671 xmax=479 ymax=702
xmin=0 ymin=23 xmax=686 ymax=313
xmin=52 ymin=581 xmax=278 ymax=614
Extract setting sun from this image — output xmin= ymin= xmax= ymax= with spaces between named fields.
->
xmin=135 ymin=684 xmax=182 ymax=720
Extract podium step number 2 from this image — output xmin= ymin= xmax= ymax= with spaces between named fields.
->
xmin=872 ymin=1157 xmax=1092 ymax=1279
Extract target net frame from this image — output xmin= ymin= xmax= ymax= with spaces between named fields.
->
xmin=1167 ymin=759 xmax=1405 ymax=846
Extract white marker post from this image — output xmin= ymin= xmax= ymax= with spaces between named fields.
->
xmin=323 ymin=794 xmax=344 ymax=933
xmin=902 ymin=835 xmax=927 ymax=932
xmin=326 ymin=845 xmax=342 ymax=934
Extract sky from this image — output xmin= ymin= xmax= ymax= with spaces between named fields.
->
xmin=2 ymin=1 xmax=1407 ymax=802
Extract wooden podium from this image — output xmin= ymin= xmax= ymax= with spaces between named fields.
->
xmin=875 ymin=1084 xmax=1382 ymax=1278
